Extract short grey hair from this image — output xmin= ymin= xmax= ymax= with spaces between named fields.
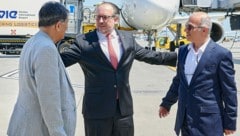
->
xmin=200 ymin=15 xmax=212 ymax=31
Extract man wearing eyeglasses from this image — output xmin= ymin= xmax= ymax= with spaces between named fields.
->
xmin=159 ymin=12 xmax=238 ymax=136
xmin=60 ymin=1 xmax=177 ymax=136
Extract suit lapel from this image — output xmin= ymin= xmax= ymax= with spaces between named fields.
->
xmin=189 ymin=40 xmax=215 ymax=87
xmin=87 ymin=30 xmax=114 ymax=67
xmin=115 ymin=30 xmax=127 ymax=68
xmin=179 ymin=45 xmax=190 ymax=86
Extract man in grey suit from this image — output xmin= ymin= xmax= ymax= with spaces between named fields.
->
xmin=7 ymin=1 xmax=76 ymax=136
xmin=159 ymin=12 xmax=238 ymax=136
xmin=60 ymin=2 xmax=177 ymax=136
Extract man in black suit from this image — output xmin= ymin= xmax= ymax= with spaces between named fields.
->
xmin=60 ymin=2 xmax=177 ymax=136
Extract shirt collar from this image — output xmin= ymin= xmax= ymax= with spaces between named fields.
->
xmin=188 ymin=37 xmax=210 ymax=53
xmin=97 ymin=30 xmax=117 ymax=40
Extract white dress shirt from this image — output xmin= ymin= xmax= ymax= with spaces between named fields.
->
xmin=97 ymin=30 xmax=123 ymax=62
xmin=184 ymin=38 xmax=210 ymax=85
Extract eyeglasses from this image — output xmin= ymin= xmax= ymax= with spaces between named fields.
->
xmin=95 ymin=15 xmax=115 ymax=21
xmin=185 ymin=24 xmax=203 ymax=31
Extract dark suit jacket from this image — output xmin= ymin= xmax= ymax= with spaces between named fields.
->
xmin=161 ymin=40 xmax=238 ymax=136
xmin=61 ymin=29 xmax=177 ymax=119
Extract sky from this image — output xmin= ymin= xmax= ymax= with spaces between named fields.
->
xmin=83 ymin=0 xmax=121 ymax=7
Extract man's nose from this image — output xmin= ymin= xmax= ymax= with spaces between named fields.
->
xmin=99 ymin=17 xmax=104 ymax=22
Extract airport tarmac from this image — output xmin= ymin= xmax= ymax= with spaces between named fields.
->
xmin=0 ymin=40 xmax=240 ymax=136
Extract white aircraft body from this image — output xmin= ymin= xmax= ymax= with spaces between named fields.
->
xmin=120 ymin=0 xmax=179 ymax=30
xmin=119 ymin=0 xmax=240 ymax=44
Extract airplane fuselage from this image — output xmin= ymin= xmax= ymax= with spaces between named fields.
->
xmin=120 ymin=0 xmax=240 ymax=30
xmin=120 ymin=0 xmax=180 ymax=30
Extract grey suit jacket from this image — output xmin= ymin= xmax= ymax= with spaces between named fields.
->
xmin=7 ymin=31 xmax=76 ymax=136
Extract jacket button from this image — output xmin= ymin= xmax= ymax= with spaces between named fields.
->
xmin=114 ymin=85 xmax=117 ymax=88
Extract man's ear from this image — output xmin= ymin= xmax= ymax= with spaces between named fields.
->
xmin=114 ymin=17 xmax=119 ymax=24
xmin=55 ymin=21 xmax=61 ymax=32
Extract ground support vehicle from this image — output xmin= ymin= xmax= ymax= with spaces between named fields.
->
xmin=0 ymin=0 xmax=83 ymax=54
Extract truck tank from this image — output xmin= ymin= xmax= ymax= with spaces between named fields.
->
xmin=0 ymin=0 xmax=83 ymax=54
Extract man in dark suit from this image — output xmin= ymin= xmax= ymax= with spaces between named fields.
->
xmin=159 ymin=12 xmax=238 ymax=136
xmin=60 ymin=2 xmax=177 ymax=136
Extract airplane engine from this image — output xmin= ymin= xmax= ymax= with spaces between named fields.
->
xmin=210 ymin=20 xmax=225 ymax=43
xmin=229 ymin=0 xmax=240 ymax=9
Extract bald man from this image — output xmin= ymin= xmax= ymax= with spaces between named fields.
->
xmin=159 ymin=12 xmax=238 ymax=136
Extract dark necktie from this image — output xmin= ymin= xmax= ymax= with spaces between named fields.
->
xmin=107 ymin=34 xmax=118 ymax=69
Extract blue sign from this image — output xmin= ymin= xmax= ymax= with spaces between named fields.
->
xmin=69 ymin=5 xmax=75 ymax=13
xmin=0 ymin=10 xmax=17 ymax=19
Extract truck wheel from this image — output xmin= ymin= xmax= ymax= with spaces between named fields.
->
xmin=58 ymin=42 xmax=71 ymax=53
xmin=15 ymin=51 xmax=21 ymax=55
xmin=169 ymin=41 xmax=175 ymax=52
xmin=151 ymin=47 xmax=156 ymax=51
xmin=2 ymin=48 xmax=6 ymax=54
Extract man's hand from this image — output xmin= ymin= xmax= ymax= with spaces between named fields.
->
xmin=159 ymin=106 xmax=169 ymax=118
xmin=224 ymin=129 xmax=235 ymax=135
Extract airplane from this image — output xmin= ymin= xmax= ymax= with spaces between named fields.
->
xmin=117 ymin=0 xmax=240 ymax=50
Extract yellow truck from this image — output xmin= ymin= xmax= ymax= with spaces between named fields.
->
xmin=155 ymin=36 xmax=189 ymax=51
xmin=155 ymin=24 xmax=190 ymax=51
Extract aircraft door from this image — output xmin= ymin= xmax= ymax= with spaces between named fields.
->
xmin=181 ymin=0 xmax=211 ymax=7
xmin=181 ymin=0 xmax=230 ymax=9
xmin=211 ymin=0 xmax=229 ymax=9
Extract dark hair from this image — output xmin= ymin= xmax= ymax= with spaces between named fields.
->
xmin=38 ymin=1 xmax=69 ymax=27
xmin=97 ymin=2 xmax=120 ymax=16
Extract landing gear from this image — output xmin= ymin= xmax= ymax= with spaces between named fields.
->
xmin=169 ymin=41 xmax=175 ymax=52
xmin=144 ymin=29 xmax=157 ymax=51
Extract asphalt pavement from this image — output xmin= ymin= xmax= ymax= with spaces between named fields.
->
xmin=0 ymin=40 xmax=239 ymax=136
